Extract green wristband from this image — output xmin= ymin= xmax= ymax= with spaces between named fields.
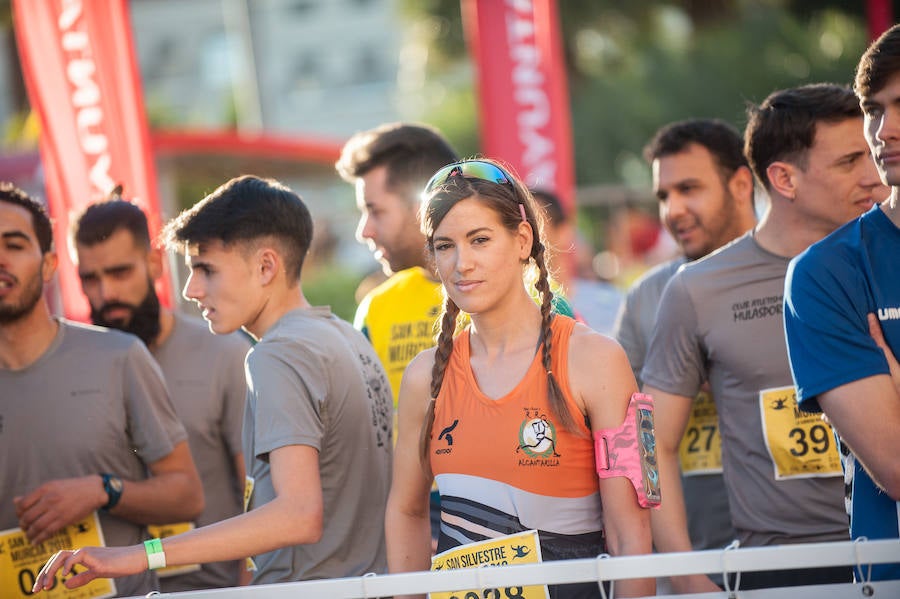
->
xmin=144 ymin=538 xmax=166 ymax=570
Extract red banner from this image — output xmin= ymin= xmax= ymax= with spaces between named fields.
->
xmin=866 ymin=0 xmax=894 ymax=42
xmin=13 ymin=0 xmax=172 ymax=321
xmin=462 ymin=0 xmax=575 ymax=212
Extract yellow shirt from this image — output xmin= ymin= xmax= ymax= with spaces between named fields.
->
xmin=354 ymin=267 xmax=443 ymax=406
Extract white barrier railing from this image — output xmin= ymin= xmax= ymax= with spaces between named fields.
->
xmin=143 ymin=538 xmax=900 ymax=598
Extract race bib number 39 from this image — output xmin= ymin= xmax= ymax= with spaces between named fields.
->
xmin=0 ymin=513 xmax=115 ymax=599
xmin=430 ymin=530 xmax=548 ymax=599
xmin=759 ymin=386 xmax=842 ymax=480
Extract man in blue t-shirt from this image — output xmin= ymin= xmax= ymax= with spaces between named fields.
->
xmin=785 ymin=24 xmax=900 ymax=581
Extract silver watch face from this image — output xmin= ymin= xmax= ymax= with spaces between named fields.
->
xmin=108 ymin=475 xmax=123 ymax=493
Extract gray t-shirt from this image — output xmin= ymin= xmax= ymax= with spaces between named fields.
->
xmin=614 ymin=255 xmax=734 ymax=553
xmin=243 ymin=307 xmax=393 ymax=584
xmin=614 ymin=257 xmax=686 ymax=387
xmin=642 ymin=233 xmax=848 ymax=547
xmin=0 ymin=320 xmax=187 ymax=597
xmin=152 ymin=312 xmax=250 ymax=592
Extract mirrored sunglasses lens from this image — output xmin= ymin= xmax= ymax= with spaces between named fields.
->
xmin=460 ymin=162 xmax=509 ymax=185
xmin=423 ymin=161 xmax=511 ymax=196
xmin=424 ymin=164 xmax=457 ymax=195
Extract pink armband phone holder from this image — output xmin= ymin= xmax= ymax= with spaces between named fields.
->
xmin=594 ymin=392 xmax=661 ymax=508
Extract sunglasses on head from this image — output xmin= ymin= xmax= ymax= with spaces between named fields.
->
xmin=423 ymin=160 xmax=514 ymax=196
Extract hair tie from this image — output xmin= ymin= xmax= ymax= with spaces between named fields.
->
xmin=519 ymin=203 xmax=528 ymax=223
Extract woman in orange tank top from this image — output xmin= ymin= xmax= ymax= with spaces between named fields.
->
xmin=385 ymin=159 xmax=654 ymax=598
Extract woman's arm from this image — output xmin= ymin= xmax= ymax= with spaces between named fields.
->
xmin=385 ymin=349 xmax=439 ymax=599
xmin=567 ymin=325 xmax=655 ymax=598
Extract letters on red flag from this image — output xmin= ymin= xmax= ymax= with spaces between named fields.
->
xmin=462 ymin=0 xmax=576 ymax=212
xmin=13 ymin=0 xmax=173 ymax=321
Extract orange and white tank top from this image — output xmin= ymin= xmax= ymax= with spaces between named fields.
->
xmin=430 ymin=315 xmax=605 ymax=557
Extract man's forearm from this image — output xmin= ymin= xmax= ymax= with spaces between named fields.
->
xmin=110 ymin=470 xmax=204 ymax=524
xmin=110 ymin=442 xmax=204 ymax=525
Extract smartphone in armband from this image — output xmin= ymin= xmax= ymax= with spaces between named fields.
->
xmin=594 ymin=392 xmax=661 ymax=508
xmin=636 ymin=401 xmax=661 ymax=506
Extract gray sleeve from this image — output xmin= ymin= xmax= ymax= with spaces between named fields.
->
xmin=124 ymin=339 xmax=187 ymax=464
xmin=641 ymin=273 xmax=705 ymax=397
xmin=220 ymin=335 xmax=251 ymax=459
xmin=613 ymin=287 xmax=647 ymax=386
xmin=247 ymin=343 xmax=327 ymax=458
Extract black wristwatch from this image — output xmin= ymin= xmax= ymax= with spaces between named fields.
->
xmin=100 ymin=473 xmax=123 ymax=512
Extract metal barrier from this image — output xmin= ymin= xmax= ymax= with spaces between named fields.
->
xmin=142 ymin=538 xmax=900 ymax=598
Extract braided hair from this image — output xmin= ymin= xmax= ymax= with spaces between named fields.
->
xmin=418 ymin=160 xmax=578 ymax=459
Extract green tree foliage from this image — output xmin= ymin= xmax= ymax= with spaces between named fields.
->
xmin=303 ymin=266 xmax=363 ymax=322
xmin=399 ymin=1 xmax=872 ymax=186
xmin=569 ymin=4 xmax=867 ymax=185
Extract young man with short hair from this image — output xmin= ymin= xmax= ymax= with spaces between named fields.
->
xmin=31 ymin=175 xmax=393 ymax=592
xmin=643 ymin=84 xmax=884 ymax=592
xmin=336 ymin=122 xmax=458 ymax=405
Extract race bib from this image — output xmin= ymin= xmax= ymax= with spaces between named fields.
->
xmin=759 ymin=386 xmax=842 ymax=480
xmin=0 ymin=513 xmax=116 ymax=599
xmin=243 ymin=475 xmax=254 ymax=513
xmin=678 ymin=390 xmax=723 ymax=475
xmin=430 ymin=530 xmax=548 ymax=599
xmin=242 ymin=475 xmax=257 ymax=573
xmin=146 ymin=523 xmax=200 ymax=578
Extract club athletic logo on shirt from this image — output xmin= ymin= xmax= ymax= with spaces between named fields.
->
xmin=516 ymin=408 xmax=561 ymax=466
xmin=731 ymin=294 xmax=783 ymax=322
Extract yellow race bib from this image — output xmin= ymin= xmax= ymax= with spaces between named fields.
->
xmin=243 ymin=475 xmax=254 ymax=513
xmin=759 ymin=386 xmax=842 ymax=479
xmin=242 ymin=475 xmax=257 ymax=573
xmin=430 ymin=530 xmax=548 ymax=599
xmin=0 ymin=513 xmax=115 ymax=599
xmin=678 ymin=390 xmax=723 ymax=475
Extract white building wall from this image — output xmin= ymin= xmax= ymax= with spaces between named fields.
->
xmin=129 ymin=0 xmax=403 ymax=137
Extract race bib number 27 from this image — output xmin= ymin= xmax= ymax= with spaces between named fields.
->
xmin=0 ymin=513 xmax=115 ymax=599
xmin=759 ymin=386 xmax=842 ymax=480
xmin=678 ymin=390 xmax=723 ymax=475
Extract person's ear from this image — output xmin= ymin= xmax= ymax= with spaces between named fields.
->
xmin=41 ymin=251 xmax=58 ymax=282
xmin=517 ymin=220 xmax=534 ymax=262
xmin=257 ymin=247 xmax=279 ymax=286
xmin=147 ymin=247 xmax=164 ymax=280
xmin=727 ymin=165 xmax=755 ymax=207
xmin=765 ymin=161 xmax=798 ymax=201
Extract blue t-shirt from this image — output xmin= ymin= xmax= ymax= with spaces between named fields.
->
xmin=785 ymin=205 xmax=900 ymax=581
